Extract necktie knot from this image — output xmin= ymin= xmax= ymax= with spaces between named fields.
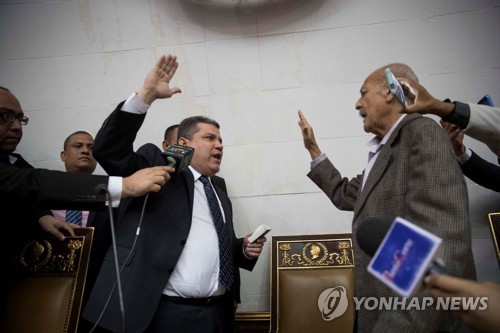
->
xmin=198 ymin=175 xmax=233 ymax=290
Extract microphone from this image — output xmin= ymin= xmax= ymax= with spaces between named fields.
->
xmin=94 ymin=183 xmax=108 ymax=194
xmin=357 ymin=217 xmax=448 ymax=296
xmin=161 ymin=144 xmax=195 ymax=174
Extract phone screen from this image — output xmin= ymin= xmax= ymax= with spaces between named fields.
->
xmin=385 ymin=68 xmax=407 ymax=108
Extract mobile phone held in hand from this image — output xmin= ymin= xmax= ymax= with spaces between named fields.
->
xmin=386 ymin=68 xmax=407 ymax=108
xmin=477 ymin=94 xmax=494 ymax=107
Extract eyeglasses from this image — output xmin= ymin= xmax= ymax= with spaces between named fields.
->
xmin=0 ymin=109 xmax=29 ymax=125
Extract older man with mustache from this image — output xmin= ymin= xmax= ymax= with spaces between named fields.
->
xmin=298 ymin=63 xmax=475 ymax=333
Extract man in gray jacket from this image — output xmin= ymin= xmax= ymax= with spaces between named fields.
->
xmin=298 ymin=63 xmax=475 ymax=332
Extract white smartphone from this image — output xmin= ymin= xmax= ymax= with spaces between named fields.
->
xmin=385 ymin=68 xmax=407 ymax=108
xmin=248 ymin=224 xmax=271 ymax=243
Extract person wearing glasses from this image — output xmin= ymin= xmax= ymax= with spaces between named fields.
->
xmin=0 ymin=87 xmax=89 ymax=242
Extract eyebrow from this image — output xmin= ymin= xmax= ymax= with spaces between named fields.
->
xmin=0 ymin=107 xmax=23 ymax=115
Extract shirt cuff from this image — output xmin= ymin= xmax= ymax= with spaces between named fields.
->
xmin=456 ymin=147 xmax=472 ymax=165
xmin=107 ymin=176 xmax=123 ymax=208
xmin=121 ymin=92 xmax=150 ymax=114
xmin=310 ymin=153 xmax=327 ymax=170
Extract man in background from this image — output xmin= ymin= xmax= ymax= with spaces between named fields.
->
xmin=51 ymin=131 xmax=113 ymax=316
xmin=162 ymin=124 xmax=179 ymax=151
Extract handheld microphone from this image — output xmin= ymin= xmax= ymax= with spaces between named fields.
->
xmin=357 ymin=217 xmax=449 ymax=296
xmin=161 ymin=144 xmax=194 ymax=174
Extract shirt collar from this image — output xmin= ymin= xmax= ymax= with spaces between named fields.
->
xmin=367 ymin=114 xmax=407 ymax=152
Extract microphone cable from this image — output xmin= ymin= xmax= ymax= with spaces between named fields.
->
xmin=89 ymin=187 xmax=150 ymax=333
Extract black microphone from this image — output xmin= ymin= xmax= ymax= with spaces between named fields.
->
xmin=161 ymin=144 xmax=195 ymax=174
xmin=94 ymin=183 xmax=108 ymax=194
xmin=357 ymin=217 xmax=450 ymax=277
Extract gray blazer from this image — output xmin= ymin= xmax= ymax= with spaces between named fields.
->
xmin=308 ymin=114 xmax=475 ymax=333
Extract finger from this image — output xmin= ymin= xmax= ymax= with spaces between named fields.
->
xmin=298 ymin=110 xmax=309 ymax=126
xmin=63 ymin=224 xmax=77 ymax=237
xmin=425 ymin=274 xmax=472 ymax=294
xmin=170 ymin=87 xmax=182 ymax=95
xmin=52 ymin=229 xmax=66 ymax=241
xmin=150 ymin=184 xmax=162 ymax=192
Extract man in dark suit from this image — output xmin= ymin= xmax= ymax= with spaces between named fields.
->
xmin=161 ymin=123 xmax=244 ymax=315
xmin=0 ymin=86 xmax=76 ymax=239
xmin=298 ymin=63 xmax=475 ymax=332
xmin=83 ymin=54 xmax=266 ymax=333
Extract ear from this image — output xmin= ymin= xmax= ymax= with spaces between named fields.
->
xmin=60 ymin=151 xmax=65 ymax=162
xmin=162 ymin=140 xmax=169 ymax=151
xmin=178 ymin=137 xmax=188 ymax=146
xmin=385 ymin=87 xmax=394 ymax=103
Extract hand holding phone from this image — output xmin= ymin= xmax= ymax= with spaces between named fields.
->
xmin=386 ymin=68 xmax=407 ymax=109
xmin=248 ymin=224 xmax=271 ymax=243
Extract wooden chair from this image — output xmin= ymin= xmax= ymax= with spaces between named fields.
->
xmin=269 ymin=233 xmax=355 ymax=333
xmin=488 ymin=212 xmax=500 ymax=269
xmin=0 ymin=227 xmax=94 ymax=333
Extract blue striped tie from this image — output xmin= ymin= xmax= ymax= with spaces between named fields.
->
xmin=199 ymin=176 xmax=233 ymax=290
xmin=65 ymin=210 xmax=82 ymax=226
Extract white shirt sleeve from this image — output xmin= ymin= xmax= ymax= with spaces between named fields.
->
xmin=121 ymin=92 xmax=151 ymax=114
xmin=456 ymin=147 xmax=472 ymax=165
xmin=107 ymin=176 xmax=123 ymax=208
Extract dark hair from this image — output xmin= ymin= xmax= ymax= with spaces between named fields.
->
xmin=178 ymin=116 xmax=220 ymax=140
xmin=0 ymin=86 xmax=11 ymax=92
xmin=164 ymin=124 xmax=179 ymax=141
xmin=63 ymin=131 xmax=93 ymax=150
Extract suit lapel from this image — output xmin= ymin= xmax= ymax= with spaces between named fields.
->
xmin=354 ymin=114 xmax=418 ymax=214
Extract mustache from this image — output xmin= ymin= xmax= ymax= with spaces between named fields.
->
xmin=359 ymin=108 xmax=367 ymax=118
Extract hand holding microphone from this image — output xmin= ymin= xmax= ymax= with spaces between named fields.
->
xmin=162 ymin=144 xmax=194 ymax=174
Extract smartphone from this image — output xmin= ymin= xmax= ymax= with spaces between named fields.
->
xmin=477 ymin=94 xmax=494 ymax=107
xmin=385 ymin=68 xmax=407 ymax=108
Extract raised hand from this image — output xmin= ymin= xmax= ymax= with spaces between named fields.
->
xmin=298 ymin=110 xmax=322 ymax=160
xmin=138 ymin=54 xmax=182 ymax=105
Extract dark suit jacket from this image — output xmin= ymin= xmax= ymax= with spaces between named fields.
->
xmin=82 ymin=210 xmax=112 ymax=307
xmin=462 ymin=150 xmax=500 ymax=192
xmin=83 ymin=104 xmax=257 ymax=332
xmin=308 ymin=114 xmax=475 ymax=333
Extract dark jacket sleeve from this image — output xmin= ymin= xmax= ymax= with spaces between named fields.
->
xmin=462 ymin=150 xmax=500 ymax=192
xmin=93 ymin=103 xmax=153 ymax=176
xmin=0 ymin=163 xmax=108 ymax=210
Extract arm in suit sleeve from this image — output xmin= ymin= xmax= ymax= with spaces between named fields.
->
xmin=0 ymin=163 xmax=108 ymax=210
xmin=307 ymin=157 xmax=361 ymax=211
xmin=93 ymin=102 xmax=154 ymax=176
xmin=450 ymin=102 xmax=500 ymax=155
xmin=462 ymin=150 xmax=500 ymax=192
